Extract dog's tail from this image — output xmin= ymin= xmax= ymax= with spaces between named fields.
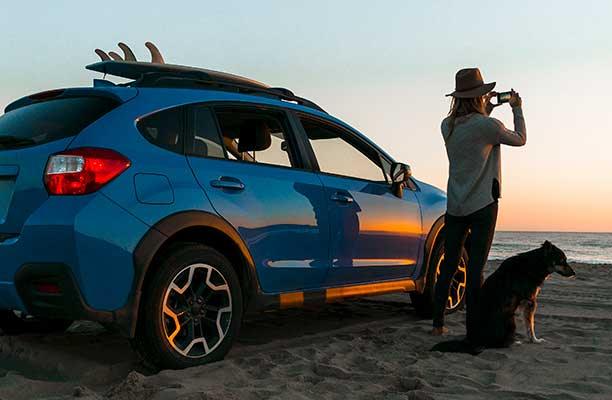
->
xmin=431 ymin=340 xmax=483 ymax=355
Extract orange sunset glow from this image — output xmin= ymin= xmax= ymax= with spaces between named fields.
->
xmin=1 ymin=2 xmax=611 ymax=233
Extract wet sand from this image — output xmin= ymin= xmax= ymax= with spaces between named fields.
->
xmin=0 ymin=261 xmax=610 ymax=400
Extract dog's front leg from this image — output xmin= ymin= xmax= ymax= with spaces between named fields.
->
xmin=523 ymin=299 xmax=544 ymax=343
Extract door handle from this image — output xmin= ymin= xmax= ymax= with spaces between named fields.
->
xmin=330 ymin=193 xmax=354 ymax=204
xmin=210 ymin=177 xmax=245 ymax=191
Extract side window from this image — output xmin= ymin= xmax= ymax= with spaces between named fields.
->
xmin=300 ymin=117 xmax=387 ymax=182
xmin=214 ymin=107 xmax=294 ymax=168
xmin=137 ymin=106 xmax=184 ymax=154
xmin=187 ymin=106 xmax=225 ymax=158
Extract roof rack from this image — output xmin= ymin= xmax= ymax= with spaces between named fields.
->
xmin=87 ymin=42 xmax=326 ymax=113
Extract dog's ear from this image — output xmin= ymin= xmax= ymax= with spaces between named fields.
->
xmin=542 ymin=240 xmax=552 ymax=255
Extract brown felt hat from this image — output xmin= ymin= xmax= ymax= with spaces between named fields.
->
xmin=446 ymin=68 xmax=496 ymax=98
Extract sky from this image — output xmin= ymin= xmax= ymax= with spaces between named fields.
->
xmin=1 ymin=1 xmax=611 ymax=232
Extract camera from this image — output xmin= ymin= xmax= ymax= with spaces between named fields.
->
xmin=497 ymin=91 xmax=512 ymax=104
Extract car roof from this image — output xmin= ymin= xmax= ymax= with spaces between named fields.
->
xmin=3 ymin=86 xmax=138 ymax=113
xmin=133 ymin=85 xmax=397 ymax=163
xmin=129 ymin=87 xmax=396 ymax=163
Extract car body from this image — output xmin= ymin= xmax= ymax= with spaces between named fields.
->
xmin=0 ymin=55 xmax=466 ymax=369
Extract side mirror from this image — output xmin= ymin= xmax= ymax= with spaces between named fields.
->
xmin=390 ymin=162 xmax=412 ymax=198
xmin=391 ymin=162 xmax=412 ymax=183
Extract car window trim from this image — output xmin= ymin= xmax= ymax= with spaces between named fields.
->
xmin=185 ymin=104 xmax=228 ymax=159
xmin=182 ymin=105 xmax=190 ymax=156
xmin=185 ymin=151 xmax=311 ymax=174
xmin=286 ymin=110 xmax=319 ymax=171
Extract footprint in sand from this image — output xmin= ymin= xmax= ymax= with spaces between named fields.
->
xmin=312 ymin=362 xmax=352 ymax=380
xmin=296 ymin=373 xmax=324 ymax=385
xmin=268 ymin=349 xmax=301 ymax=364
xmin=380 ymin=326 xmax=399 ymax=334
xmin=349 ymin=355 xmax=382 ymax=373
xmin=557 ymin=327 xmax=588 ymax=337
xmin=235 ymin=356 xmax=277 ymax=380
xmin=569 ymin=345 xmax=612 ymax=354
xmin=294 ymin=347 xmax=318 ymax=360
xmin=333 ymin=333 xmax=356 ymax=341
xmin=552 ymin=381 xmax=606 ymax=395
xmin=479 ymin=351 xmax=509 ymax=362
xmin=393 ymin=377 xmax=425 ymax=393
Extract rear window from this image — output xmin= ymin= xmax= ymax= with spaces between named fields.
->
xmin=0 ymin=97 xmax=118 ymax=150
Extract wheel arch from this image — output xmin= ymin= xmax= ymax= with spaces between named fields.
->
xmin=125 ymin=211 xmax=259 ymax=337
xmin=416 ymin=214 xmax=445 ymax=292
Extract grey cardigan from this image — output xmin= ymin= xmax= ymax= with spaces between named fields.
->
xmin=441 ymin=107 xmax=526 ymax=216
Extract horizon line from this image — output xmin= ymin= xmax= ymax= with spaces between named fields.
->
xmin=497 ymin=230 xmax=612 ymax=234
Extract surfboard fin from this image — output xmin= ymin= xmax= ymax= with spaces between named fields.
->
xmin=94 ymin=49 xmax=111 ymax=61
xmin=145 ymin=42 xmax=165 ymax=64
xmin=118 ymin=42 xmax=137 ymax=62
xmin=108 ymin=51 xmax=122 ymax=61
xmin=93 ymin=42 xmax=165 ymax=64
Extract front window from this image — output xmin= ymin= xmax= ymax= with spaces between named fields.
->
xmin=300 ymin=117 xmax=387 ymax=182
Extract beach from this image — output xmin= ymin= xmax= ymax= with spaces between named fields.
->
xmin=0 ymin=261 xmax=610 ymax=400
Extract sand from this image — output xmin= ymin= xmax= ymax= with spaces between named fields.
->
xmin=0 ymin=261 xmax=611 ymax=400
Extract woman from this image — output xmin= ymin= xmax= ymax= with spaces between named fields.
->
xmin=432 ymin=68 xmax=526 ymax=343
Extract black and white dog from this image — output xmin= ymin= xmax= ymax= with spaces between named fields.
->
xmin=432 ymin=241 xmax=575 ymax=353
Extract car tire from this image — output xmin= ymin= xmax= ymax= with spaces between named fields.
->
xmin=410 ymin=236 xmax=468 ymax=318
xmin=131 ymin=243 xmax=243 ymax=370
xmin=0 ymin=310 xmax=73 ymax=335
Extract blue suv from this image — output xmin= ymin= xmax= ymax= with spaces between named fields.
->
xmin=0 ymin=43 xmax=468 ymax=369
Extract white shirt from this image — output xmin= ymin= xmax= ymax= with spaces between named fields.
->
xmin=441 ymin=107 xmax=526 ymax=216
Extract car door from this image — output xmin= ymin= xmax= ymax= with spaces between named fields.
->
xmin=296 ymin=114 xmax=423 ymax=286
xmin=186 ymin=104 xmax=330 ymax=293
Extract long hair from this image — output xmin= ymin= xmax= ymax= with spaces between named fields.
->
xmin=446 ymin=96 xmax=486 ymax=139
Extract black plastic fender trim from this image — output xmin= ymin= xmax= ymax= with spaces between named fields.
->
xmin=127 ymin=210 xmax=260 ymax=337
xmin=414 ymin=214 xmax=445 ymax=292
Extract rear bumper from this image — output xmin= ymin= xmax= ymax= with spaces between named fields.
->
xmin=0 ymin=193 xmax=151 ymax=334
xmin=14 ymin=263 xmax=114 ymax=323
xmin=0 ymin=282 xmax=24 ymax=311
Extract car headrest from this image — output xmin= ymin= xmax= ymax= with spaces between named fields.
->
xmin=238 ymin=120 xmax=272 ymax=152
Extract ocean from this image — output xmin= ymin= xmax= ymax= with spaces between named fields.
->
xmin=490 ymin=231 xmax=612 ymax=265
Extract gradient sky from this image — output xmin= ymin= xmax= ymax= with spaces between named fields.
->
xmin=1 ymin=1 xmax=611 ymax=232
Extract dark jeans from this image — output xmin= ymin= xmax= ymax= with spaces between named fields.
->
xmin=432 ymin=201 xmax=498 ymax=340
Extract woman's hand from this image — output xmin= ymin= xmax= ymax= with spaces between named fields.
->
xmin=484 ymin=91 xmax=499 ymax=115
xmin=509 ymin=89 xmax=522 ymax=108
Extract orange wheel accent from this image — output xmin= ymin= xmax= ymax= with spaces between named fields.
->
xmin=435 ymin=254 xmax=467 ymax=311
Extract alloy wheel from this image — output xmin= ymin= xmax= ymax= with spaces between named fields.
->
xmin=435 ymin=254 xmax=467 ymax=311
xmin=162 ymin=263 xmax=232 ymax=358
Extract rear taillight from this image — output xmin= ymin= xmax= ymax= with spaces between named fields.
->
xmin=44 ymin=148 xmax=131 ymax=195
